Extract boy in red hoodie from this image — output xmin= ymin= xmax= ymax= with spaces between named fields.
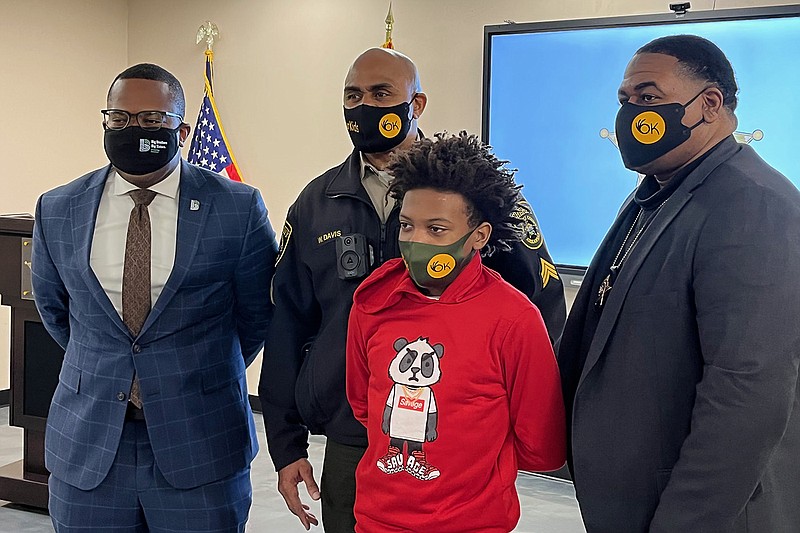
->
xmin=346 ymin=132 xmax=566 ymax=532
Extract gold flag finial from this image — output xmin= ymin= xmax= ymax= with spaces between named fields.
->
xmin=196 ymin=21 xmax=219 ymax=52
xmin=382 ymin=2 xmax=394 ymax=49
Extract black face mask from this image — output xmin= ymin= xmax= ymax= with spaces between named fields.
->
xmin=104 ymin=126 xmax=181 ymax=176
xmin=615 ymin=89 xmax=706 ymax=170
xmin=343 ymin=100 xmax=413 ymax=154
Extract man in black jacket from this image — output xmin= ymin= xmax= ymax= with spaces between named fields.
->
xmin=259 ymin=47 xmax=566 ymax=532
xmin=558 ymin=35 xmax=800 ymax=532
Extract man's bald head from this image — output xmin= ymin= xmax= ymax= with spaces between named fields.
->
xmin=345 ymin=48 xmax=422 ymax=96
xmin=342 ymin=47 xmax=428 ymax=161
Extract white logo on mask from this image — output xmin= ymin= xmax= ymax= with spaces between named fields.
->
xmin=139 ymin=138 xmax=168 ymax=153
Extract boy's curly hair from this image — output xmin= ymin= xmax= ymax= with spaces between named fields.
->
xmin=387 ymin=131 xmax=523 ymax=256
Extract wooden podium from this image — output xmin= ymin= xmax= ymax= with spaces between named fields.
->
xmin=0 ymin=215 xmax=62 ymax=509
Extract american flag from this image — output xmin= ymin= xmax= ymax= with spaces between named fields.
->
xmin=188 ymin=50 xmax=243 ymax=182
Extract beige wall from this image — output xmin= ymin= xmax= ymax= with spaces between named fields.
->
xmin=0 ymin=0 xmax=788 ymax=393
xmin=0 ymin=0 xmax=128 ymax=389
xmin=1 ymin=0 xmax=129 ymax=215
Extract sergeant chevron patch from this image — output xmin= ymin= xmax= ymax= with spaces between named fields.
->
xmin=540 ymin=258 xmax=559 ymax=289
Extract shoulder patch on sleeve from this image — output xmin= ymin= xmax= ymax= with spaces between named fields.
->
xmin=275 ymin=220 xmax=292 ymax=266
xmin=510 ymin=201 xmax=543 ymax=250
xmin=540 ymin=258 xmax=559 ymax=289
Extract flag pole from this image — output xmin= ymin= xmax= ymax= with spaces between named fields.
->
xmin=382 ymin=2 xmax=395 ymax=49
xmin=196 ymin=21 xmax=218 ymax=90
xmin=196 ymin=20 xmax=219 ymax=52
xmin=187 ymin=21 xmax=245 ymax=182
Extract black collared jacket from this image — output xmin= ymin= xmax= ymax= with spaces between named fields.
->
xmin=259 ymin=149 xmax=566 ymax=471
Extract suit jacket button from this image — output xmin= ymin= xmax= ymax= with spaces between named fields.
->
xmin=133 ymin=344 xmax=141 ymax=354
xmin=117 ymin=392 xmax=126 ymax=401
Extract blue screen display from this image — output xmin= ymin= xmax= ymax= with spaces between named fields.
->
xmin=487 ymin=14 xmax=800 ymax=268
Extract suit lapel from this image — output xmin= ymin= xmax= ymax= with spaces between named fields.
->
xmin=70 ymin=165 xmax=131 ymax=338
xmin=141 ymin=161 xmax=210 ymax=332
xmin=577 ymin=137 xmax=742 ymax=389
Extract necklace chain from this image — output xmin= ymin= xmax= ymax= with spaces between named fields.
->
xmin=611 ymin=209 xmax=642 ymax=270
xmin=596 ymin=199 xmax=668 ymax=309
xmin=611 ymin=199 xmax=668 ymax=271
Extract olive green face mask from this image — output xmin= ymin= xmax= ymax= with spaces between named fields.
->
xmin=399 ymin=230 xmax=475 ymax=294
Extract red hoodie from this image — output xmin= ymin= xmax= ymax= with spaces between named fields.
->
xmin=346 ymin=254 xmax=566 ymax=533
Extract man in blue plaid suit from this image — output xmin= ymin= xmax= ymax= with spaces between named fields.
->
xmin=31 ymin=63 xmax=278 ymax=532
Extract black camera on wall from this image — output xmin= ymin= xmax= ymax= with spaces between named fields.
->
xmin=669 ymin=2 xmax=690 ymax=15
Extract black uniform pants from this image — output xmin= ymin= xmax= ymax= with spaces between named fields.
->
xmin=320 ymin=439 xmax=367 ymax=533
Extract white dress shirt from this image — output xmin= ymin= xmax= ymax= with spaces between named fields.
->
xmin=90 ymin=167 xmax=180 ymax=317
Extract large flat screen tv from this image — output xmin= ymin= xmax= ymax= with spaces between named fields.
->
xmin=483 ymin=6 xmax=800 ymax=271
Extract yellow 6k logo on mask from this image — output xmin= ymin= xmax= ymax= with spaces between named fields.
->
xmin=380 ymin=113 xmax=402 ymax=139
xmin=631 ymin=111 xmax=666 ymax=145
xmin=427 ymin=254 xmax=456 ymax=279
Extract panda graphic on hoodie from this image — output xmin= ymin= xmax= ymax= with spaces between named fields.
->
xmin=377 ymin=336 xmax=444 ymax=481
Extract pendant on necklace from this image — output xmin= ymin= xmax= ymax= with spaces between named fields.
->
xmin=596 ymin=266 xmax=619 ymax=309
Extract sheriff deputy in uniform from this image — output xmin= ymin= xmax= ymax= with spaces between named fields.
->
xmin=258 ymin=47 xmax=567 ymax=532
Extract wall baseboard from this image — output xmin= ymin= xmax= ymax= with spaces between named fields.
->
xmin=249 ymin=394 xmax=261 ymax=414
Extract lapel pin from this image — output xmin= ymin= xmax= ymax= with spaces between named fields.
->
xmin=190 ymin=199 xmax=200 ymax=211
